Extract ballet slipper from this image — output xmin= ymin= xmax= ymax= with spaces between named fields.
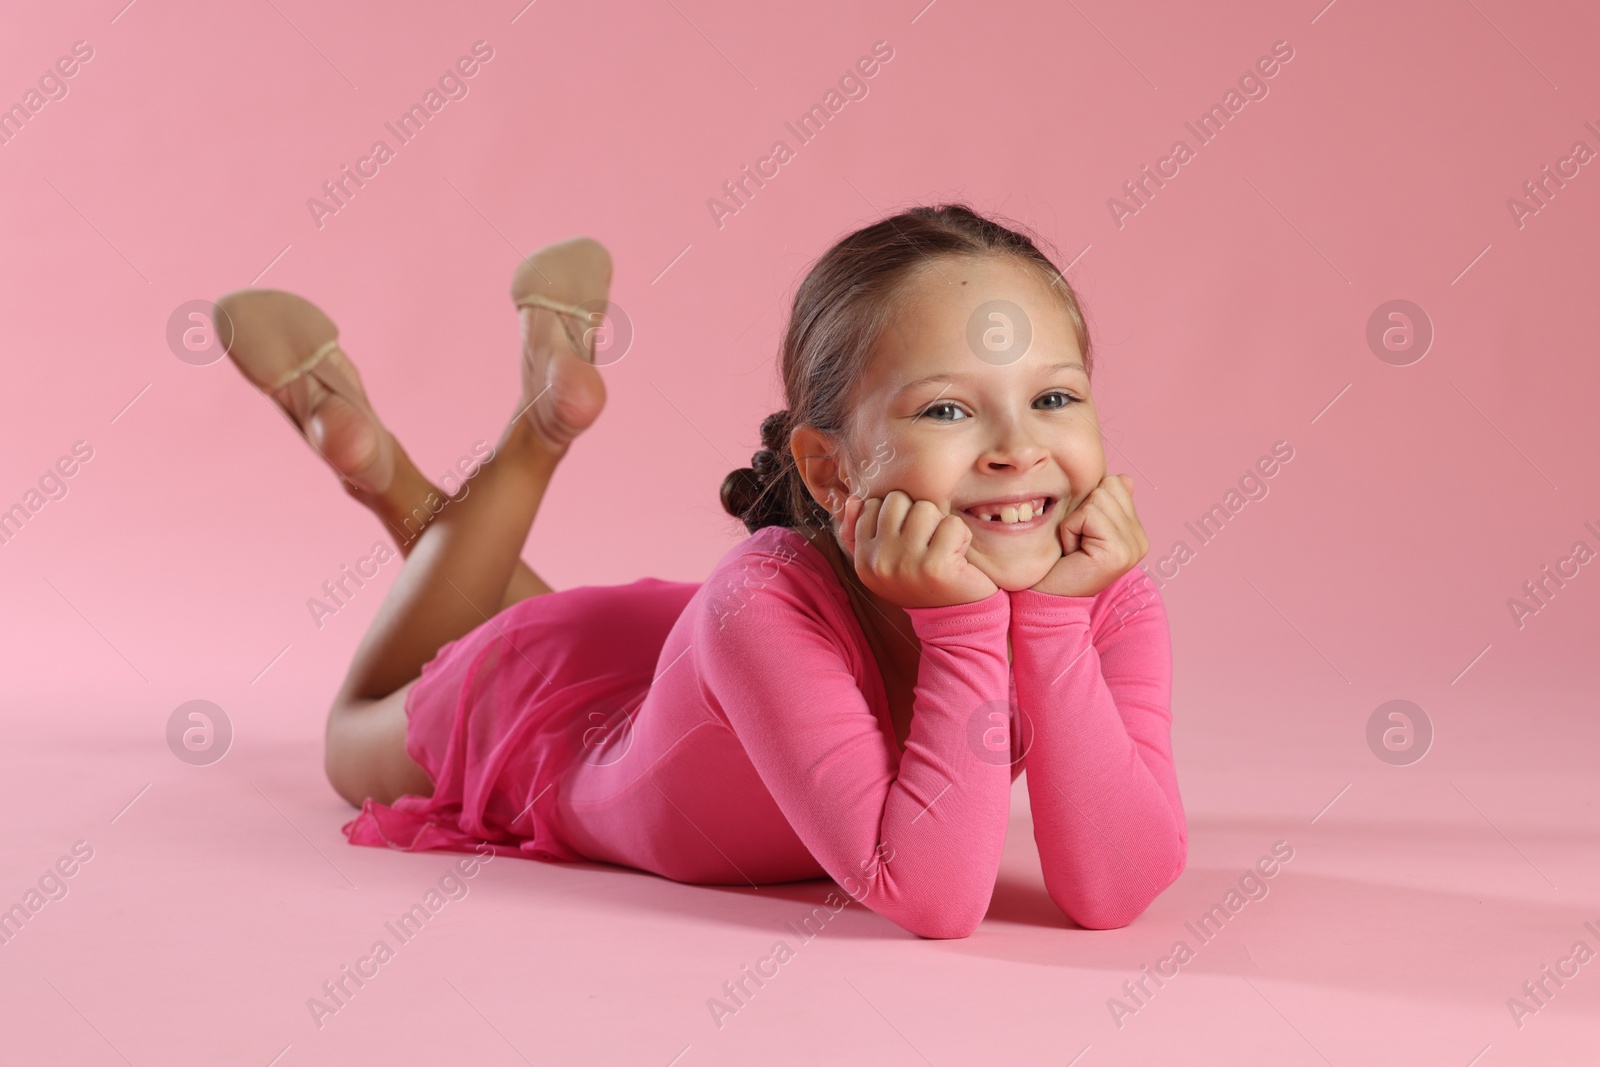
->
xmin=510 ymin=238 xmax=611 ymax=453
xmin=213 ymin=289 xmax=396 ymax=495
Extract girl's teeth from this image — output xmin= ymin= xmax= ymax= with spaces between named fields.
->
xmin=975 ymin=498 xmax=1046 ymax=523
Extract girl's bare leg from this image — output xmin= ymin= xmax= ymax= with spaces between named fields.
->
xmin=322 ymin=416 xmax=572 ymax=806
xmin=338 ymin=419 xmax=566 ymax=703
xmin=219 ymin=237 xmax=611 ymax=806
xmin=348 ymin=444 xmax=555 ymax=609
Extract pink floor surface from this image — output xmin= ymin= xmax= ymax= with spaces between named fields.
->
xmin=3 ymin=680 xmax=1596 ymax=1065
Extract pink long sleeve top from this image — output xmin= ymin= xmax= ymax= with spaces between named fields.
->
xmin=347 ymin=524 xmax=1186 ymax=940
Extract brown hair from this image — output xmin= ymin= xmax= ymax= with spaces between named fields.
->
xmin=719 ymin=203 xmax=1093 ymax=535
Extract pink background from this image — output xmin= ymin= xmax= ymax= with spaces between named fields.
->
xmin=2 ymin=0 xmax=1597 ymax=1063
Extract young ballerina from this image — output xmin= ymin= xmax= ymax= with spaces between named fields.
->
xmin=216 ymin=204 xmax=1185 ymax=940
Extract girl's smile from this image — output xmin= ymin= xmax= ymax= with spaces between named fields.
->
xmin=958 ymin=493 xmax=1060 ymax=534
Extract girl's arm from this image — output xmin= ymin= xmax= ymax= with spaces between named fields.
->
xmin=1008 ymin=568 xmax=1186 ymax=929
xmin=700 ymin=582 xmax=1014 ymax=940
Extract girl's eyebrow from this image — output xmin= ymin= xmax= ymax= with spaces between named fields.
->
xmin=893 ymin=360 xmax=1087 ymax=395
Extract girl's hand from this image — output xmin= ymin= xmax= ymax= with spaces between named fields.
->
xmin=1030 ymin=473 xmax=1149 ymax=598
xmin=839 ymin=490 xmax=1000 ymax=608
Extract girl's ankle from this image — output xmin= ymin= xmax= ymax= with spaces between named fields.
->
xmin=499 ymin=412 xmax=568 ymax=468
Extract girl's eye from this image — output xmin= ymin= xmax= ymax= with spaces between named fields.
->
xmin=920 ymin=401 xmax=967 ymax=421
xmin=1037 ymin=390 xmax=1080 ymax=410
xmin=919 ymin=393 xmax=1079 ymax=420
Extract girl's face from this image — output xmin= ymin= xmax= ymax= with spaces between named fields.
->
xmin=815 ymin=254 xmax=1105 ymax=593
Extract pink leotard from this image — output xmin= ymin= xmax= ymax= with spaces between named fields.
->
xmin=344 ymin=524 xmax=1186 ymax=939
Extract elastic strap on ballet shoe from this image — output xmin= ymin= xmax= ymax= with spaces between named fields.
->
xmin=515 ymin=292 xmax=604 ymax=323
xmin=517 ymin=293 xmax=605 ymax=362
xmin=240 ymin=334 xmax=394 ymax=494
xmin=262 ymin=338 xmax=382 ymax=433
xmin=261 ymin=338 xmax=343 ymax=394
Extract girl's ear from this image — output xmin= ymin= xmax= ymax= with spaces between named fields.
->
xmin=789 ymin=423 xmax=851 ymax=520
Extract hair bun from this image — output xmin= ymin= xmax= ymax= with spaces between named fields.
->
xmin=758 ymin=409 xmax=792 ymax=452
xmin=719 ymin=466 xmax=762 ymax=525
xmin=751 ymin=448 xmax=778 ymax=479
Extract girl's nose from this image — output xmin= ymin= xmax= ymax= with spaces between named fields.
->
xmin=979 ymin=424 xmax=1048 ymax=471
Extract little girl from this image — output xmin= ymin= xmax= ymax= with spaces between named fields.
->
xmin=216 ymin=204 xmax=1185 ymax=940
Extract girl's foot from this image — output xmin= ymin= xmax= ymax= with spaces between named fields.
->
xmin=214 ymin=290 xmax=396 ymax=495
xmin=510 ymin=237 xmax=611 ymax=455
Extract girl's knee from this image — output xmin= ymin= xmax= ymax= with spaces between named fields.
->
xmin=323 ymin=705 xmax=368 ymax=808
xmin=323 ymin=686 xmax=431 ymax=808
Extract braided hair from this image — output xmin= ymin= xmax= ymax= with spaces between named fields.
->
xmin=720 ymin=203 xmax=1093 ymax=536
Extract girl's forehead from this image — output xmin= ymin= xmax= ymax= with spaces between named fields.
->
xmin=867 ymin=265 xmax=1084 ymax=383
xmin=893 ymin=258 xmax=1073 ymax=340
xmin=903 ymin=253 xmax=1052 ymax=301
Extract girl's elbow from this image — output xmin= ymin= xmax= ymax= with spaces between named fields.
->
xmin=1061 ymin=845 xmax=1187 ymax=930
xmin=905 ymin=914 xmax=982 ymax=940
xmin=898 ymin=897 xmax=989 ymax=940
xmin=1066 ymin=896 xmax=1150 ymax=930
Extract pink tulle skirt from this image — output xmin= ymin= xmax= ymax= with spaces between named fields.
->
xmin=342 ymin=577 xmax=701 ymax=863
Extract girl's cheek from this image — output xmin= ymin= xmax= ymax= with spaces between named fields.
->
xmin=872 ymin=462 xmax=918 ymax=502
xmin=1063 ymin=436 xmax=1105 ymax=478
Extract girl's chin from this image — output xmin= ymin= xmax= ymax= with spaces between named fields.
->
xmin=993 ymin=574 xmax=1055 ymax=593
xmin=971 ymin=553 xmax=1058 ymax=593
